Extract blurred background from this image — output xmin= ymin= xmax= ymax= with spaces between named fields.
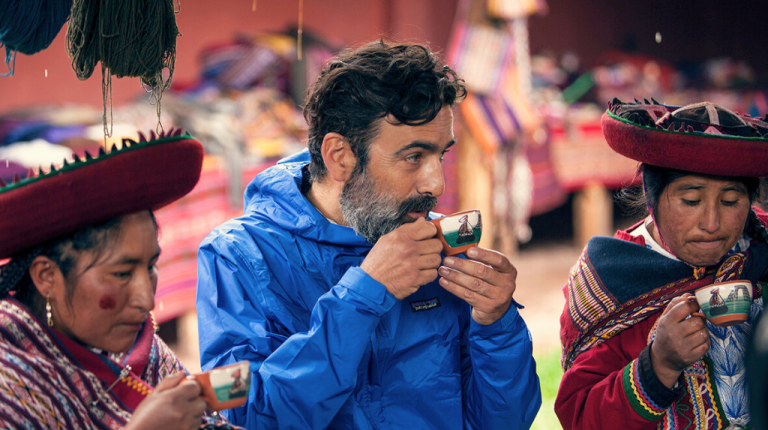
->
xmin=1 ymin=0 xmax=767 ymax=428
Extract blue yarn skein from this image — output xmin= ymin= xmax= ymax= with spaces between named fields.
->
xmin=0 ymin=0 xmax=73 ymax=77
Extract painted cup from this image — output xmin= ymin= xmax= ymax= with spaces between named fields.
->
xmin=429 ymin=209 xmax=482 ymax=256
xmin=191 ymin=360 xmax=251 ymax=411
xmin=693 ymin=280 xmax=753 ymax=327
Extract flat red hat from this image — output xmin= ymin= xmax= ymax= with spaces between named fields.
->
xmin=602 ymin=98 xmax=768 ymax=177
xmin=0 ymin=129 xmax=204 ymax=259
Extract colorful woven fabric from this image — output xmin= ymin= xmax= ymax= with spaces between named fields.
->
xmin=623 ymin=357 xmax=667 ymax=421
xmin=0 ymin=298 xmax=167 ymax=428
xmin=0 ymin=298 xmax=237 ymax=429
xmin=524 ymin=135 xmax=567 ymax=216
xmin=448 ymin=23 xmax=513 ymax=96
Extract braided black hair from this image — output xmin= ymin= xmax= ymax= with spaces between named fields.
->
xmin=745 ymin=209 xmax=768 ymax=245
xmin=0 ymin=244 xmax=46 ymax=298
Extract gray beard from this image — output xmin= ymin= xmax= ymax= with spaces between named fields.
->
xmin=339 ymin=167 xmax=437 ymax=244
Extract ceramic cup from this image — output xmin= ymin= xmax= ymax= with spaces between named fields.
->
xmin=693 ymin=280 xmax=753 ymax=327
xmin=191 ymin=360 xmax=250 ymax=411
xmin=429 ymin=209 xmax=482 ymax=256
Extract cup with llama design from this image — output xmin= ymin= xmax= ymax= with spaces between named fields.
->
xmin=694 ymin=280 xmax=753 ymax=327
xmin=191 ymin=360 xmax=251 ymax=411
xmin=429 ymin=209 xmax=482 ymax=256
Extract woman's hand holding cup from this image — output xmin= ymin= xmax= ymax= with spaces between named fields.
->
xmin=650 ymin=294 xmax=710 ymax=389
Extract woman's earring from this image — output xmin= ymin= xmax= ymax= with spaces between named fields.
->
xmin=46 ymin=294 xmax=53 ymax=327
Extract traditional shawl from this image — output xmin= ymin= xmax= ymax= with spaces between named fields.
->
xmin=0 ymin=298 xmax=236 ymax=429
xmin=560 ymin=213 xmax=768 ymax=371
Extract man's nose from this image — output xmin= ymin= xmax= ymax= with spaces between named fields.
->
xmin=417 ymin=157 xmax=445 ymax=197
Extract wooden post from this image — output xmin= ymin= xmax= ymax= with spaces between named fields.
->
xmin=457 ymin=128 xmax=495 ymax=251
xmin=573 ymin=182 xmax=613 ymax=249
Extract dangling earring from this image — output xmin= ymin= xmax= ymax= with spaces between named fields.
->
xmin=45 ymin=294 xmax=53 ymax=327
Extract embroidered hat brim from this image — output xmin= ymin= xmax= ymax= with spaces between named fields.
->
xmin=0 ymin=131 xmax=204 ymax=259
xmin=602 ymin=99 xmax=768 ymax=177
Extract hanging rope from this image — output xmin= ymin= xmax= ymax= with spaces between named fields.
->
xmin=66 ymin=0 xmax=181 ymax=140
xmin=0 ymin=0 xmax=73 ymax=77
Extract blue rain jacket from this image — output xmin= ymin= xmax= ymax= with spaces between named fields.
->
xmin=196 ymin=150 xmax=541 ymax=429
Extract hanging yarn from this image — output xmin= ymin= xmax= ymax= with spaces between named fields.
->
xmin=0 ymin=0 xmax=73 ymax=77
xmin=66 ymin=0 xmax=180 ymax=139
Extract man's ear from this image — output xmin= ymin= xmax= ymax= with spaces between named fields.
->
xmin=28 ymin=256 xmax=58 ymax=298
xmin=321 ymin=133 xmax=357 ymax=182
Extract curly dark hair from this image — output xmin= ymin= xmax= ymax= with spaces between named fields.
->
xmin=302 ymin=40 xmax=467 ymax=181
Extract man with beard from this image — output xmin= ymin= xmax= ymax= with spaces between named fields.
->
xmin=195 ymin=40 xmax=542 ymax=430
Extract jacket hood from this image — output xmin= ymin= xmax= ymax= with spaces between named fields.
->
xmin=243 ymin=150 xmax=371 ymax=248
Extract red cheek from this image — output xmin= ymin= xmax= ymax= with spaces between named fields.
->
xmin=98 ymin=295 xmax=116 ymax=310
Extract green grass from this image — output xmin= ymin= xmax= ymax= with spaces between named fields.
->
xmin=531 ymin=349 xmax=564 ymax=430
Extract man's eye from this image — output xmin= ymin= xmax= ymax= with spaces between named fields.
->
xmin=114 ymin=271 xmax=131 ymax=279
xmin=440 ymin=150 xmax=450 ymax=162
xmin=722 ymin=200 xmax=738 ymax=207
xmin=682 ymin=199 xmax=700 ymax=206
xmin=406 ymin=153 xmax=422 ymax=162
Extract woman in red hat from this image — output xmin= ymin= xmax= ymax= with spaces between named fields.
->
xmin=0 ymin=131 xmax=239 ymax=429
xmin=556 ymin=99 xmax=768 ymax=430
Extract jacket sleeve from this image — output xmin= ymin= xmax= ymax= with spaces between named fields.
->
xmin=554 ymin=317 xmax=685 ymax=430
xmin=462 ymin=303 xmax=542 ymax=429
xmin=196 ymin=235 xmax=395 ymax=430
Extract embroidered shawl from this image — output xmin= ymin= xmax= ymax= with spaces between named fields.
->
xmin=560 ymin=215 xmax=768 ymax=371
xmin=0 ymin=298 xmax=235 ymax=429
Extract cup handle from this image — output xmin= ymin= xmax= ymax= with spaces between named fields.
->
xmin=691 ymin=312 xmax=706 ymax=319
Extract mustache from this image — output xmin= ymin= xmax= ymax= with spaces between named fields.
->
xmin=399 ymin=195 xmax=438 ymax=216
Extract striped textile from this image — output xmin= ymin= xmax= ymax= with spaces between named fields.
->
xmin=623 ymin=357 xmax=666 ymax=421
xmin=626 ymin=356 xmax=730 ymax=429
xmin=448 ymin=23 xmax=513 ymax=96
xmin=565 ymin=253 xmax=619 ymax=332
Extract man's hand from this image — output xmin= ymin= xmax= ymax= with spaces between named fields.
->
xmin=360 ymin=218 xmax=443 ymax=300
xmin=650 ymin=293 xmax=709 ymax=388
xmin=438 ymin=247 xmax=517 ymax=325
